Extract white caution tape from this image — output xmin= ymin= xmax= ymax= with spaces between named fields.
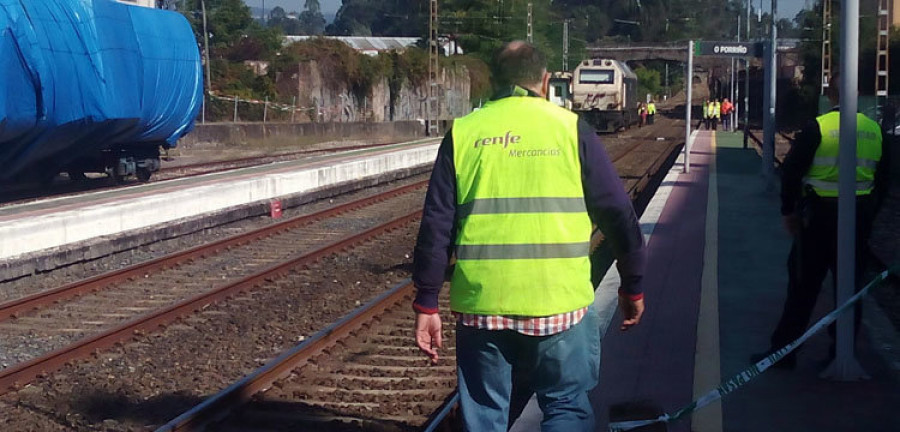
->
xmin=608 ymin=268 xmax=895 ymax=432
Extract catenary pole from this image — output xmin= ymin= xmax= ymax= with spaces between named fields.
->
xmin=761 ymin=0 xmax=776 ymax=183
xmin=201 ymin=0 xmax=211 ymax=123
xmin=527 ymin=2 xmax=533 ymax=43
xmin=744 ymin=0 xmax=751 ymax=148
xmin=685 ymin=40 xmax=693 ymax=173
xmin=563 ymin=20 xmax=569 ymax=71
xmin=821 ymin=0 xmax=867 ymax=381
xmin=733 ymin=14 xmax=740 ymax=131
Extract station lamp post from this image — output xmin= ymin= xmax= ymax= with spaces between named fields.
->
xmin=201 ymin=0 xmax=211 ymax=124
xmin=822 ymin=0 xmax=867 ymax=382
xmin=761 ymin=0 xmax=776 ymax=184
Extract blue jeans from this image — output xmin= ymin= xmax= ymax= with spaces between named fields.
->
xmin=455 ymin=306 xmax=602 ymax=432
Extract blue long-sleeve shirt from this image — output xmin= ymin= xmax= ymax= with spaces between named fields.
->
xmin=412 ymin=113 xmax=646 ymax=314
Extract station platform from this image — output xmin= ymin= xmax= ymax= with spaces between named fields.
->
xmin=0 ymin=139 xmax=438 ymax=277
xmin=511 ymin=130 xmax=900 ymax=432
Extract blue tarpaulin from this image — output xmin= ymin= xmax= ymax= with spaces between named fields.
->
xmin=0 ymin=0 xmax=202 ymax=180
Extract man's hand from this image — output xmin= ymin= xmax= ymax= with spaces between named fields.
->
xmin=415 ymin=312 xmax=443 ymax=364
xmin=619 ymin=295 xmax=645 ymax=331
xmin=783 ymin=213 xmax=800 ymax=236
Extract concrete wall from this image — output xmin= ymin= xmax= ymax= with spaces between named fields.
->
xmin=0 ymin=166 xmax=430 ymax=282
xmin=179 ymin=120 xmax=425 ymax=148
xmin=284 ymin=61 xmax=471 ymax=124
xmin=0 ymin=143 xmax=439 ymax=280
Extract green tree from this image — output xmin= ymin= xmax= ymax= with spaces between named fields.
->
xmin=180 ymin=0 xmax=282 ymax=105
xmin=299 ymin=0 xmax=327 ymax=35
xmin=634 ymin=66 xmax=661 ymax=100
xmin=328 ymin=0 xmax=427 ymax=36
xmin=268 ymin=6 xmax=303 ymax=35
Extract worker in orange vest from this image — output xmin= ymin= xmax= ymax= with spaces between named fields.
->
xmin=721 ymin=98 xmax=734 ymax=131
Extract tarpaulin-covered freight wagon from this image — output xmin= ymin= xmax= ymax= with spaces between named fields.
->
xmin=0 ymin=0 xmax=203 ymax=182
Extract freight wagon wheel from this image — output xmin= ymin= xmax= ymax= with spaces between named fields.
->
xmin=110 ymin=171 xmax=127 ymax=184
xmin=136 ymin=168 xmax=152 ymax=182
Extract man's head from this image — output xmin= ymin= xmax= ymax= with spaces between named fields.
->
xmin=493 ymin=41 xmax=548 ymax=96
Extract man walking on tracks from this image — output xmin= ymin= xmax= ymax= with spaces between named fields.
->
xmin=411 ymin=41 xmax=647 ymax=431
xmin=753 ymin=74 xmax=886 ymax=369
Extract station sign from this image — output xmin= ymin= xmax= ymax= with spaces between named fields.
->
xmin=693 ymin=41 xmax=763 ymax=58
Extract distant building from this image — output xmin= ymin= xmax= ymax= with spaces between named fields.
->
xmin=116 ymin=0 xmax=156 ymax=7
xmin=283 ymin=36 xmax=461 ymax=57
xmin=284 ymin=36 xmax=420 ymax=56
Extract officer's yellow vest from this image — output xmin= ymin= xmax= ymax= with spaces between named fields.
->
xmin=450 ymin=94 xmax=594 ymax=316
xmin=648 ymin=103 xmax=656 ymax=115
xmin=713 ymin=102 xmax=721 ymax=118
xmin=805 ymin=111 xmax=882 ymax=197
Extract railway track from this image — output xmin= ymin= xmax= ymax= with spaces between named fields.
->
xmin=0 ymin=215 xmax=424 ymax=431
xmin=0 ymin=180 xmax=427 ymax=391
xmin=151 ymin=124 xmax=686 ymax=432
xmin=0 ymin=117 xmax=685 ymax=431
xmin=157 ymin=282 xmax=458 ymax=432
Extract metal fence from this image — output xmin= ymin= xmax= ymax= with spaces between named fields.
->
xmin=202 ymin=94 xmax=317 ymax=124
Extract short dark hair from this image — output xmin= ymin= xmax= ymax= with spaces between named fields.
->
xmin=493 ymin=41 xmax=547 ymax=88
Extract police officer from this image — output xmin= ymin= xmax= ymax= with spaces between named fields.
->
xmin=754 ymin=73 xmax=886 ymax=369
xmin=647 ymin=100 xmax=657 ymax=125
xmin=412 ymin=41 xmax=647 ymax=431
xmin=711 ymin=99 xmax=721 ymax=130
xmin=702 ymin=99 xmax=710 ymax=130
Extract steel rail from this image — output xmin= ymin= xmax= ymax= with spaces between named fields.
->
xmin=629 ymin=140 xmax=682 ymax=199
xmin=0 ymin=210 xmax=422 ymax=396
xmin=610 ymin=139 xmax=649 ymax=164
xmin=155 ymin=279 xmax=417 ymax=432
xmin=0 ymin=180 xmax=427 ymax=321
xmin=422 ymin=392 xmax=461 ymax=432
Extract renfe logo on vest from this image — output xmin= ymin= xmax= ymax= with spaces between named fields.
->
xmin=474 ymin=131 xmax=521 ymax=148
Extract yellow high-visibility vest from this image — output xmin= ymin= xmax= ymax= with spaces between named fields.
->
xmin=804 ymin=111 xmax=882 ymax=197
xmin=450 ymin=92 xmax=594 ymax=316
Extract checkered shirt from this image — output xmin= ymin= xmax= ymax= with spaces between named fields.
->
xmin=455 ymin=306 xmax=588 ymax=336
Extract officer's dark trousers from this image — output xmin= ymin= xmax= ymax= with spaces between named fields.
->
xmin=770 ymin=197 xmax=875 ymax=352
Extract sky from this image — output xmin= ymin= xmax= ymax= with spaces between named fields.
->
xmin=243 ymin=0 xmax=341 ymax=18
xmin=241 ymin=0 xmax=811 ymax=27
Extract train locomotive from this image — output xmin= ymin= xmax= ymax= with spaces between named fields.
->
xmin=570 ymin=59 xmax=639 ymax=133
xmin=0 ymin=0 xmax=203 ymax=184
